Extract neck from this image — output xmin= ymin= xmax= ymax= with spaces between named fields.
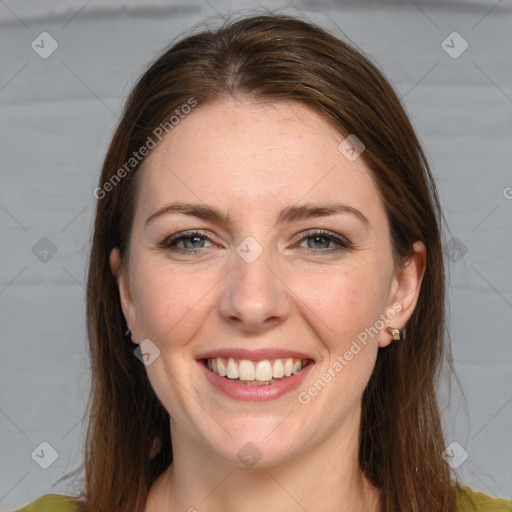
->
xmin=146 ymin=410 xmax=381 ymax=512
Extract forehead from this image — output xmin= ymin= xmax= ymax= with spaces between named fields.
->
xmin=135 ymin=99 xmax=383 ymax=224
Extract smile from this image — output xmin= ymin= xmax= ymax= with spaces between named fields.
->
xmin=197 ymin=348 xmax=315 ymax=401
xmin=204 ymin=357 xmax=309 ymax=385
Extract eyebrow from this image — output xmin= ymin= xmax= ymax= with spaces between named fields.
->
xmin=145 ymin=201 xmax=369 ymax=228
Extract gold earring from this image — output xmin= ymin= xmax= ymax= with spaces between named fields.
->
xmin=386 ymin=327 xmax=401 ymax=340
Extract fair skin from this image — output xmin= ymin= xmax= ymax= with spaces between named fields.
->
xmin=110 ymin=99 xmax=426 ymax=512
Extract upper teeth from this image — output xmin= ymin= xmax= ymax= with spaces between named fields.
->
xmin=206 ymin=357 xmax=307 ymax=381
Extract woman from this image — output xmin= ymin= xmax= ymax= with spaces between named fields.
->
xmin=16 ymin=13 xmax=512 ymax=512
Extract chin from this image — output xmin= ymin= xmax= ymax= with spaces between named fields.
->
xmin=198 ymin=422 xmax=307 ymax=469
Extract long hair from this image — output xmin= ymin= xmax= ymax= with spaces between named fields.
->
xmin=77 ymin=13 xmax=459 ymax=511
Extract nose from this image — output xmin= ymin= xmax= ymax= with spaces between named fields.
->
xmin=217 ymin=246 xmax=291 ymax=334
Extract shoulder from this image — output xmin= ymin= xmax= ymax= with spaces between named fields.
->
xmin=15 ymin=494 xmax=79 ymax=512
xmin=456 ymin=484 xmax=512 ymax=512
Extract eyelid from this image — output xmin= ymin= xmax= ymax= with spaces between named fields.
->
xmin=291 ymin=229 xmax=352 ymax=245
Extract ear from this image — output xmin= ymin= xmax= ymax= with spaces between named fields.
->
xmin=110 ymin=248 xmax=139 ymax=342
xmin=378 ymin=241 xmax=426 ymax=348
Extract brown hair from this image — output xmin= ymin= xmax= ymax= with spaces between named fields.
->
xmin=75 ymin=13 xmax=460 ymax=511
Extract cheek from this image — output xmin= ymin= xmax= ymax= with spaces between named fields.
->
xmin=296 ymin=266 xmax=386 ymax=346
xmin=132 ymin=262 xmax=216 ymax=345
xmin=292 ymin=267 xmax=385 ymax=390
xmin=291 ymin=268 xmax=383 ymax=424
xmin=132 ymin=264 xmax=212 ymax=424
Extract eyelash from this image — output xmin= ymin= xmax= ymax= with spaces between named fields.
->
xmin=159 ymin=229 xmax=353 ymax=256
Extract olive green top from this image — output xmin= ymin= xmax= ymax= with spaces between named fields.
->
xmin=15 ymin=485 xmax=512 ymax=511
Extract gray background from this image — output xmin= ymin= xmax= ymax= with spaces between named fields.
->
xmin=1 ymin=0 xmax=511 ymax=509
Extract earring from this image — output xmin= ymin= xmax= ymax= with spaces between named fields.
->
xmin=125 ymin=328 xmax=138 ymax=344
xmin=386 ymin=327 xmax=401 ymax=341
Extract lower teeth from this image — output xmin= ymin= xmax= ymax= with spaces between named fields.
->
xmin=235 ymin=378 xmax=282 ymax=386
xmin=222 ymin=372 xmax=301 ymax=385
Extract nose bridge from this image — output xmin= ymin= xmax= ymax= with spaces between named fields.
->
xmin=217 ymin=237 xmax=291 ymax=331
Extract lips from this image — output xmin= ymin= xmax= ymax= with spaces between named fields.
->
xmin=196 ymin=348 xmax=315 ymax=399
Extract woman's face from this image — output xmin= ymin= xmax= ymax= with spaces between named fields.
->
xmin=111 ymin=99 xmax=424 ymax=467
